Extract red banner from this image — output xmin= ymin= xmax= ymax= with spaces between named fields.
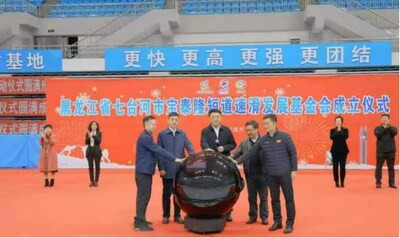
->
xmin=0 ymin=98 xmax=46 ymax=116
xmin=0 ymin=120 xmax=46 ymax=134
xmin=0 ymin=77 xmax=46 ymax=95
xmin=46 ymin=74 xmax=398 ymax=168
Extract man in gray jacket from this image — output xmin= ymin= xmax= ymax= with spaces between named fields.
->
xmin=231 ymin=120 xmax=268 ymax=225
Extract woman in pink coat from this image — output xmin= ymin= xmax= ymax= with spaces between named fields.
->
xmin=39 ymin=124 xmax=58 ymax=187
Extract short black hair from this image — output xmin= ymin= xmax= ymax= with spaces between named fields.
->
xmin=335 ymin=115 xmax=344 ymax=123
xmin=143 ymin=115 xmax=156 ymax=127
xmin=208 ymin=109 xmax=222 ymax=116
xmin=381 ymin=114 xmax=390 ymax=119
xmin=245 ymin=120 xmax=259 ymax=129
xmin=263 ymin=114 xmax=277 ymax=123
xmin=43 ymin=124 xmax=53 ymax=130
xmin=168 ymin=112 xmax=179 ymax=118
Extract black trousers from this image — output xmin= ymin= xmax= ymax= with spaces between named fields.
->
xmin=246 ymin=174 xmax=268 ymax=220
xmin=162 ymin=178 xmax=181 ymax=218
xmin=87 ymin=155 xmax=101 ymax=183
xmin=135 ymin=173 xmax=153 ymax=225
xmin=375 ymin=152 xmax=396 ymax=186
xmin=267 ymin=174 xmax=295 ymax=226
xmin=332 ymin=153 xmax=348 ymax=184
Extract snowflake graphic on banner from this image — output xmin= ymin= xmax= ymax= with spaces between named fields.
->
xmin=76 ymin=93 xmax=90 ymax=106
xmin=151 ymin=89 xmax=161 ymax=98
xmin=274 ymin=88 xmax=285 ymax=96
xmin=282 ymin=115 xmax=330 ymax=165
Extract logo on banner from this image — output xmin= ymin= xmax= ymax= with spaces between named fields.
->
xmin=218 ymin=80 xmax=230 ymax=94
xmin=235 ymin=80 xmax=247 ymax=94
xmin=196 ymin=80 xmax=214 ymax=94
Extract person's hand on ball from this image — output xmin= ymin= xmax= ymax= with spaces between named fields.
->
xmin=160 ymin=170 xmax=166 ymax=177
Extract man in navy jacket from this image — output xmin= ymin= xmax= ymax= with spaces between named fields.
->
xmin=134 ymin=115 xmax=184 ymax=231
xmin=157 ymin=112 xmax=195 ymax=224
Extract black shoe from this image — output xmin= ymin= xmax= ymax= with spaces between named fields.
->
xmin=174 ymin=217 xmax=184 ymax=224
xmin=262 ymin=219 xmax=269 ymax=225
xmin=89 ymin=182 xmax=94 ymax=187
xmin=134 ymin=224 xmax=154 ymax=231
xmin=246 ymin=218 xmax=257 ymax=224
xmin=284 ymin=225 xmax=293 ymax=234
xmin=389 ymin=184 xmax=397 ymax=189
xmin=49 ymin=179 xmax=54 ymax=187
xmin=269 ymin=222 xmax=282 ymax=231
xmin=340 ymin=183 xmax=344 ymax=188
xmin=335 ymin=181 xmax=339 ymax=187
xmin=376 ymin=184 xmax=382 ymax=188
xmin=45 ymin=179 xmax=49 ymax=187
xmin=162 ymin=217 xmax=169 ymax=224
xmin=226 ymin=213 xmax=233 ymax=222
xmin=94 ymin=182 xmax=98 ymax=187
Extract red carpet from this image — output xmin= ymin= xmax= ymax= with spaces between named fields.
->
xmin=0 ymin=169 xmax=398 ymax=237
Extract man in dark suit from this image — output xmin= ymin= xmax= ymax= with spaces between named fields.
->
xmin=201 ymin=109 xmax=236 ymax=221
xmin=134 ymin=115 xmax=184 ymax=231
xmin=157 ymin=112 xmax=195 ymax=224
xmin=231 ymin=120 xmax=268 ymax=225
xmin=374 ymin=114 xmax=398 ymax=189
xmin=233 ymin=114 xmax=297 ymax=234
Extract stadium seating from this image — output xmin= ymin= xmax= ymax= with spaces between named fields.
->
xmin=0 ymin=0 xmax=42 ymax=15
xmin=47 ymin=0 xmax=164 ymax=18
xmin=180 ymin=0 xmax=398 ymax=15
xmin=181 ymin=0 xmax=300 ymax=14
xmin=0 ymin=0 xmax=398 ymax=17
xmin=318 ymin=0 xmax=399 ymax=10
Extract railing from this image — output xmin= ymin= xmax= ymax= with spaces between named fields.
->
xmin=0 ymin=0 xmax=39 ymax=16
xmin=70 ymin=1 xmax=167 ymax=58
xmin=13 ymin=37 xmax=398 ymax=58
xmin=306 ymin=0 xmax=399 ymax=37
xmin=36 ymin=2 xmax=165 ymax=17
xmin=20 ymin=43 xmax=148 ymax=58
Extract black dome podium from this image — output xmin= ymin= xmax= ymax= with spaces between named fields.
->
xmin=174 ymin=150 xmax=244 ymax=233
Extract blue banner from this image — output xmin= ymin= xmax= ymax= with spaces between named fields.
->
xmin=0 ymin=134 xmax=40 ymax=168
xmin=0 ymin=50 xmax=62 ymax=73
xmin=105 ymin=42 xmax=392 ymax=71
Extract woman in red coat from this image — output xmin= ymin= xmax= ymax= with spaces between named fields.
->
xmin=39 ymin=124 xmax=58 ymax=187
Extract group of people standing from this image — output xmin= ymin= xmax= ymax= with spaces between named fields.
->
xmin=329 ymin=114 xmax=397 ymax=189
xmin=36 ymin=111 xmax=397 ymax=235
xmin=133 ymin=110 xmax=298 ymax=234
xmin=132 ymin=110 xmax=398 ymax=234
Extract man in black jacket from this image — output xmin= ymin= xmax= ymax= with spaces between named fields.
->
xmin=201 ymin=109 xmax=236 ymax=221
xmin=374 ymin=114 xmax=398 ymax=189
xmin=233 ymin=114 xmax=297 ymax=234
